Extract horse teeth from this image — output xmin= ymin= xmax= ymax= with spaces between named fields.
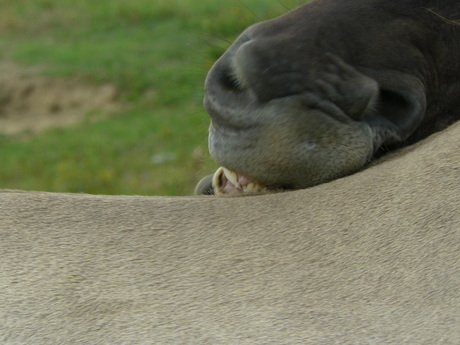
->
xmin=243 ymin=182 xmax=258 ymax=193
xmin=243 ymin=182 xmax=269 ymax=193
xmin=222 ymin=167 xmax=240 ymax=187
xmin=212 ymin=166 xmax=269 ymax=194
xmin=212 ymin=167 xmax=225 ymax=188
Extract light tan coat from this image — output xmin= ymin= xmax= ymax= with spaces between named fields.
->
xmin=1 ymin=122 xmax=459 ymax=344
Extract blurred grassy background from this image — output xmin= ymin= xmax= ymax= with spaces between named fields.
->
xmin=0 ymin=0 xmax=303 ymax=195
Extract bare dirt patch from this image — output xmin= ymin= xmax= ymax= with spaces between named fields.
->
xmin=0 ymin=61 xmax=121 ymax=135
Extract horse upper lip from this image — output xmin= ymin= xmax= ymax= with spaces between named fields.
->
xmin=204 ymin=90 xmax=261 ymax=132
xmin=205 ymin=60 xmax=355 ymax=129
xmin=206 ymin=92 xmax=354 ymax=137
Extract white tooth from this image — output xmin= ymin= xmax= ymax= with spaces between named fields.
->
xmin=212 ymin=167 xmax=224 ymax=189
xmin=213 ymin=166 xmax=271 ymax=194
xmin=243 ymin=182 xmax=264 ymax=193
xmin=222 ymin=167 xmax=240 ymax=187
xmin=244 ymin=182 xmax=256 ymax=193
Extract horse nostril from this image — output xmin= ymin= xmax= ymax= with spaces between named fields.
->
xmin=218 ymin=66 xmax=245 ymax=93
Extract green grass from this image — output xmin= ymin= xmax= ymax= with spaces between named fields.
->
xmin=0 ymin=0 xmax=303 ymax=195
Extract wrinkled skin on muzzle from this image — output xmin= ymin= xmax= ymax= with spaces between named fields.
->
xmin=196 ymin=0 xmax=460 ymax=195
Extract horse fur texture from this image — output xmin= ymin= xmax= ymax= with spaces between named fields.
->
xmin=0 ymin=121 xmax=459 ymax=344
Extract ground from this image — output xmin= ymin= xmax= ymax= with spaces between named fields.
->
xmin=0 ymin=61 xmax=121 ymax=135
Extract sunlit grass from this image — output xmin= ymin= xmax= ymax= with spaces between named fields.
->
xmin=0 ymin=0 xmax=304 ymax=195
